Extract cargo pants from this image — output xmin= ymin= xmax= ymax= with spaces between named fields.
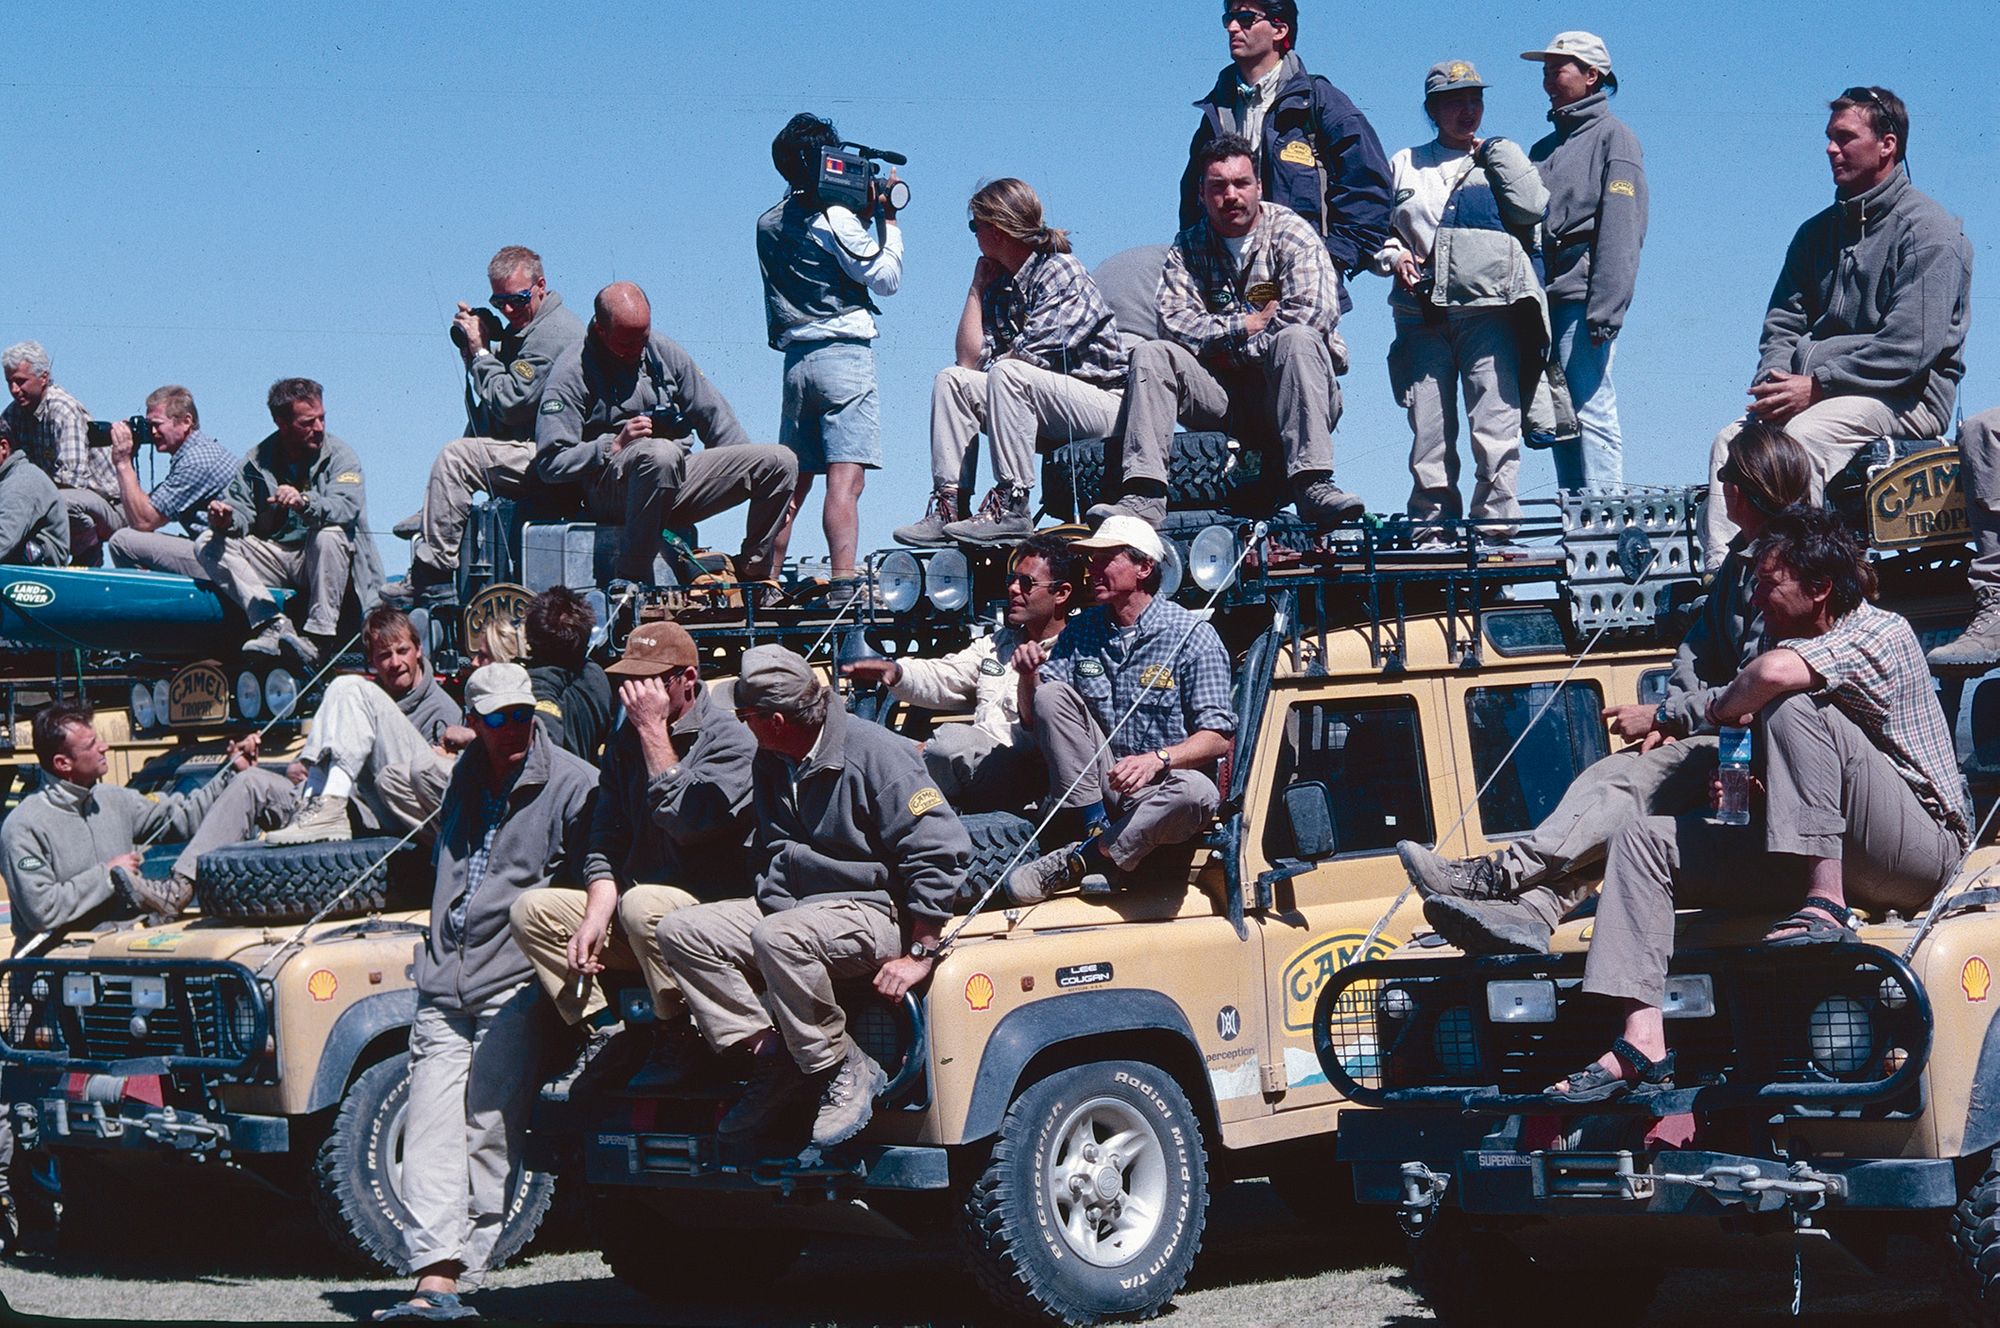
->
xmin=1388 ymin=308 xmax=1523 ymax=536
xmin=655 ymin=897 xmax=900 ymax=1076
xmin=1957 ymin=408 xmax=2000 ymax=592
xmin=930 ymin=362 xmax=1123 ymax=495
xmin=921 ymin=723 xmax=1046 ymax=812
xmin=115 ymin=526 xmax=352 ymax=634
xmin=585 ymin=438 xmax=799 ymax=583
xmin=509 ymin=883 xmax=699 ymax=1026
xmin=415 ymin=437 xmax=533 ymax=573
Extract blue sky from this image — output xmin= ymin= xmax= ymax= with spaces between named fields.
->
xmin=10 ymin=1 xmax=1996 ymax=574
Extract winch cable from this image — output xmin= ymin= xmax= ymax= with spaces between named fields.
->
xmin=1352 ymin=538 xmax=1662 ymax=965
xmin=1901 ymin=790 xmax=2000 ymax=962
xmin=940 ymin=522 xmax=1267 ymax=950
xmin=254 ymin=804 xmax=442 ymax=981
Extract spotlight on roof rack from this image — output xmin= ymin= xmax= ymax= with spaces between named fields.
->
xmin=129 ymin=682 xmax=157 ymax=731
xmin=264 ymin=668 xmax=300 ymax=721
xmin=1190 ymin=523 xmax=1238 ymax=593
xmin=581 ymin=589 xmax=610 ymax=652
xmin=926 ymin=549 xmax=970 ymax=612
xmin=152 ymin=680 xmax=170 ymax=725
xmin=235 ymin=669 xmax=263 ymax=722
xmin=876 ymin=551 xmax=922 ymax=614
xmin=1158 ymin=539 xmax=1184 ymax=599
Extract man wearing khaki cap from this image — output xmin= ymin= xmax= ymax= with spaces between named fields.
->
xmin=1007 ymin=513 xmax=1236 ymax=903
xmin=509 ymin=620 xmax=758 ymax=1093
xmin=657 ymin=644 xmax=971 ymax=1155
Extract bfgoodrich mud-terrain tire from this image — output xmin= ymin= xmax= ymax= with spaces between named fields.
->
xmin=959 ymin=1060 xmax=1208 ymax=1324
xmin=587 ymin=1186 xmax=803 ymax=1301
xmin=1041 ymin=432 xmax=1247 ymax=520
xmin=195 ymin=836 xmax=407 ymax=923
xmin=309 ymin=1051 xmax=555 ymax=1273
xmin=1952 ymin=1148 xmax=2000 ymax=1324
xmin=960 ymin=811 xmax=1037 ymax=906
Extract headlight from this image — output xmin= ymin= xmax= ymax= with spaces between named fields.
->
xmin=1877 ymin=975 xmax=1909 ymax=1010
xmin=926 ymin=549 xmax=970 ymax=612
xmin=128 ymin=976 xmax=167 ymax=1011
xmin=1808 ymin=995 xmax=1875 ymax=1075
xmin=235 ymin=669 xmax=263 ymax=721
xmin=1662 ymin=974 xmax=1716 ymax=1020
xmin=264 ymin=668 xmax=300 ymax=720
xmin=1379 ymin=986 xmax=1416 ymax=1019
xmin=218 ymin=982 xmax=262 ymax=1057
xmin=152 ymin=680 xmax=170 ymax=724
xmin=1190 ymin=524 xmax=1238 ymax=592
xmin=61 ymin=974 xmax=97 ymax=1008
xmin=1157 ymin=540 xmax=1184 ymax=598
xmin=580 ymin=589 xmax=610 ymax=652
xmin=1432 ymin=1005 xmax=1479 ymax=1077
xmin=1485 ymin=980 xmax=1556 ymax=1023
xmin=130 ymin=682 xmax=158 ymax=731
xmin=876 ymin=551 xmax=921 ymax=614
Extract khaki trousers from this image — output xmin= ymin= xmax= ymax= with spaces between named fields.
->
xmin=1701 ymin=397 xmax=1946 ymax=570
xmin=173 ymin=766 xmax=299 ymax=883
xmin=417 ymin=437 xmax=533 ymax=572
xmin=107 ymin=527 xmax=196 ymax=572
xmin=1958 ymin=408 xmax=2000 ymax=591
xmin=921 ymin=723 xmax=1045 ymax=812
xmin=1389 ymin=309 xmax=1522 ymax=533
xmin=60 ymin=487 xmax=123 ymax=562
xmin=655 ymin=897 xmax=900 ymax=1075
xmin=1583 ymin=692 xmax=1960 ymax=1006
xmin=303 ymin=675 xmax=454 ymax=832
xmin=399 ymin=982 xmax=554 ymax=1285
xmin=140 ymin=526 xmax=352 ymax=633
xmin=585 ymin=438 xmax=799 ymax=582
xmin=930 ymin=363 xmax=1123 ymax=494
xmin=508 ymin=883 xmax=698 ymax=1026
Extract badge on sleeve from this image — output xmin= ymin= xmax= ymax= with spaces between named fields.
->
xmin=335 ymin=472 xmax=361 ymax=484
xmin=1279 ymin=139 xmax=1319 ymax=167
xmin=511 ymin=360 xmax=537 ymax=383
xmin=1076 ymin=659 xmax=1106 ymax=678
xmin=979 ymin=656 xmax=1006 ymax=677
xmin=535 ymin=699 xmax=563 ymax=719
xmin=908 ymin=787 xmax=945 ymax=816
xmin=15 ymin=854 xmax=44 ymax=873
xmin=1608 ymin=179 xmax=1636 ymax=197
xmin=541 ymin=399 xmax=566 ymax=414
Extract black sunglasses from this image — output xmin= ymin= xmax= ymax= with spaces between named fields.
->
xmin=1006 ymin=572 xmax=1065 ymax=592
xmin=1222 ymin=9 xmax=1268 ymax=28
xmin=491 ymin=287 xmax=534 ymax=310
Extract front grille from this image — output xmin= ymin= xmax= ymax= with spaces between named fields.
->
xmin=0 ymin=959 xmax=266 ymax=1073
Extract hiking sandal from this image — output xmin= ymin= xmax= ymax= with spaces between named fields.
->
xmin=371 ymin=1292 xmax=478 ymax=1322
xmin=1549 ymin=1036 xmax=1676 ymax=1104
xmin=1764 ymin=898 xmax=1856 ymax=947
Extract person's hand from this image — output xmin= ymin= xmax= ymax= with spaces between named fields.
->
xmin=1108 ymin=751 xmax=1168 ymax=795
xmin=1011 ymin=638 xmax=1051 ymax=674
xmin=566 ymin=906 xmax=614 ymax=975
xmin=1244 ymin=302 xmax=1277 ymax=337
xmin=207 ymin=499 xmax=235 ymax=533
xmin=621 ymin=677 xmax=671 ymax=731
xmin=843 ymin=658 xmax=900 ymax=687
xmin=1603 ymin=702 xmax=1665 ymax=750
xmin=452 ymin=302 xmax=487 ymax=356
xmin=972 ymin=255 xmax=1006 ymax=293
xmin=286 ymin=761 xmax=308 ymax=785
xmin=1393 ymin=252 xmax=1423 ymax=292
xmin=110 ymin=419 xmax=136 ymax=465
xmin=1747 ymin=371 xmax=1821 ymax=424
xmin=226 ymin=732 xmax=263 ymax=772
xmin=1710 ymin=772 xmax=1766 ymax=811
xmin=438 ymin=724 xmax=477 ymax=754
xmin=874 ymin=954 xmax=932 ymax=1001
xmin=272 ymin=484 xmax=308 ymax=511
xmin=107 ymin=851 xmax=144 ymax=876
xmin=876 ymin=168 xmax=902 ymax=222
xmin=611 ymin=414 xmax=653 ymax=455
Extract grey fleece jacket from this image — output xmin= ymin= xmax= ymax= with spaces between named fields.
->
xmin=3 ymin=771 xmax=230 ymax=939
xmin=531 ymin=330 xmax=753 ymax=489
xmin=1529 ymin=90 xmax=1647 ymax=340
xmin=0 ymin=450 xmax=69 ymax=565
xmin=464 ymin=290 xmax=587 ymax=442
xmin=750 ymin=697 xmax=971 ymax=925
xmin=1658 ymin=539 xmax=1762 ymax=737
xmin=1757 ymin=165 xmax=1973 ymax=425
xmin=216 ymin=431 xmax=386 ymax=613
xmin=416 ymin=726 xmax=597 ymax=1012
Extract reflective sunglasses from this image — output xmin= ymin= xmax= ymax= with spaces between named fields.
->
xmin=1222 ymin=9 xmax=1268 ymax=28
xmin=490 ymin=287 xmax=535 ymax=310
xmin=1006 ymin=572 xmax=1063 ymax=592
xmin=478 ymin=705 xmax=536 ymax=728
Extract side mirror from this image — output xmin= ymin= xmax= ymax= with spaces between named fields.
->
xmin=1283 ymin=781 xmax=1338 ymax=860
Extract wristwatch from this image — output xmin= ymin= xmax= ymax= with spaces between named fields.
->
xmin=907 ymin=939 xmax=937 ymax=961
xmin=1155 ymin=747 xmax=1173 ymax=771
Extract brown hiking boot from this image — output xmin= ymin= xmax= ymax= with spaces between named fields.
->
xmin=809 ymin=1041 xmax=888 ymax=1148
xmin=1396 ymin=840 xmax=1508 ymax=901
xmin=892 ymin=486 xmax=964 ymax=548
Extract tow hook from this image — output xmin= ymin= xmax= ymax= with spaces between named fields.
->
xmin=1397 ymin=1161 xmax=1450 ymax=1238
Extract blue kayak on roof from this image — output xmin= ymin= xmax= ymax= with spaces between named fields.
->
xmin=0 ymin=565 xmax=281 ymax=657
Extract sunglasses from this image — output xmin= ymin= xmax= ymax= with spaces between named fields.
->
xmin=478 ymin=705 xmax=536 ymax=728
xmin=1221 ymin=9 xmax=1268 ymax=28
xmin=967 ymin=217 xmax=981 ymax=234
xmin=491 ymin=287 xmax=535 ymax=310
xmin=1006 ymin=572 xmax=1064 ymax=592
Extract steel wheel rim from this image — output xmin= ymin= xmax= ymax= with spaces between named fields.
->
xmin=1042 ymin=1093 xmax=1170 ymax=1268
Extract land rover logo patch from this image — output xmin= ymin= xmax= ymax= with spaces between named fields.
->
xmin=979 ymin=656 xmax=1006 ymax=676
xmin=541 ymin=398 xmax=565 ymax=414
xmin=14 ymin=855 xmax=43 ymax=873
xmin=2 ymin=581 xmax=54 ymax=608
xmin=1076 ymin=659 xmax=1105 ymax=678
xmin=908 ymin=787 xmax=944 ymax=816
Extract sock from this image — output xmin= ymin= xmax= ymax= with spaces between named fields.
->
xmin=1079 ymin=837 xmax=1110 ymax=869
xmin=1078 ymin=801 xmax=1110 ymax=837
xmin=322 ymin=766 xmax=355 ymax=802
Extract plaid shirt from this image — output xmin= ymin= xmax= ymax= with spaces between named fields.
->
xmin=442 ymin=781 xmax=515 ymax=948
xmin=1040 ymin=595 xmax=1237 ymax=760
xmin=1783 ymin=600 xmax=1971 ymax=842
xmin=981 ymin=251 xmax=1128 ymax=389
xmin=3 ymin=385 xmax=115 ymax=498
xmin=146 ymin=429 xmax=236 ymax=534
xmin=1159 ymin=201 xmax=1340 ymax=369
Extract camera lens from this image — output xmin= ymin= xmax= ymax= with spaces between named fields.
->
xmin=884 ymin=179 xmax=912 ymax=211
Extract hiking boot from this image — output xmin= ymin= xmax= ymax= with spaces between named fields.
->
xmin=391 ymin=511 xmax=423 ymax=540
xmin=809 ymin=1041 xmax=888 ymax=1149
xmin=111 ymin=866 xmax=189 ymax=920
xmin=265 ymin=793 xmax=353 ymax=846
xmin=1423 ymin=896 xmax=1553 ymax=956
xmin=892 ymin=486 xmax=964 ymax=548
xmin=821 ymin=577 xmax=880 ymax=614
xmin=381 ymin=556 xmax=454 ymax=609
xmin=1930 ymin=586 xmax=2000 ymax=670
xmin=1085 ymin=495 xmax=1166 ymax=528
xmin=623 ymin=1020 xmax=719 ymax=1095
xmin=943 ymin=483 xmax=1035 ymax=546
xmin=241 ymin=616 xmax=319 ymax=668
xmin=717 ymin=1047 xmax=814 ymax=1143
xmin=1007 ymin=841 xmax=1089 ymax=905
xmin=1396 ymin=840 xmax=1508 ymax=901
xmin=1290 ymin=476 xmax=1367 ymax=529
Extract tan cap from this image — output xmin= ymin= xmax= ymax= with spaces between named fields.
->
xmin=1520 ymin=31 xmax=1615 ymax=85
xmin=1071 ymin=511 xmax=1168 ymax=564
xmin=605 ymin=621 xmax=698 ymax=678
xmin=465 ymin=662 xmax=534 ymax=715
xmin=730 ymin=644 xmax=822 ymax=713
xmin=1425 ymin=59 xmax=1485 ymax=97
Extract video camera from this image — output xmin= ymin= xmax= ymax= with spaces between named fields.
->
xmin=818 ymin=141 xmax=911 ymax=215
xmin=84 ymin=415 xmax=152 ymax=449
xmin=450 ymin=306 xmax=506 ymax=353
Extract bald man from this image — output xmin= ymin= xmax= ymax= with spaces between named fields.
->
xmin=532 ymin=282 xmax=798 ymax=585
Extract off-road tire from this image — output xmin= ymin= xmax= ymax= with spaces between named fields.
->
xmin=195 ymin=836 xmax=405 ymax=924
xmin=961 ymin=811 xmax=1037 ymax=907
xmin=309 ymin=1051 xmax=556 ymax=1274
xmin=1041 ymin=432 xmax=1246 ymax=520
xmin=587 ymin=1185 xmax=803 ymax=1301
xmin=1951 ymin=1148 xmax=2000 ymax=1325
xmin=959 ymin=1060 xmax=1208 ymax=1324
xmin=1409 ymin=1217 xmax=1661 ymax=1327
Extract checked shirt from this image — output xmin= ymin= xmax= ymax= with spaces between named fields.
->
xmin=1039 ymin=595 xmax=1236 ymax=759
xmin=4 ymin=385 xmax=116 ymax=497
xmin=146 ymin=428 xmax=236 ymax=533
xmin=1159 ymin=201 xmax=1340 ymax=370
xmin=980 ymin=251 xmax=1128 ymax=389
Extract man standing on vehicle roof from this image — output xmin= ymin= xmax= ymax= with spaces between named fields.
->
xmin=1180 ymin=0 xmax=1391 ymax=316
xmin=1932 ymin=407 xmax=2000 ymax=668
xmin=510 ymin=621 xmax=758 ymax=1093
xmin=0 ymin=422 xmax=70 ymax=566
xmin=656 ymin=645 xmax=971 ymax=1155
xmin=1701 ymin=85 xmax=1972 ymax=569
xmin=101 ymin=386 xmax=236 ymax=568
xmin=533 ymin=282 xmax=798 ymax=589
xmin=1546 ymin=508 xmax=1967 ymax=1104
xmin=2 ymin=701 xmax=260 ymax=938
xmin=392 ymin=246 xmax=586 ymax=604
xmin=372 ymin=662 xmax=596 ymax=1324
xmin=0 ymin=341 xmax=122 ymax=565
xmin=1101 ymin=134 xmax=1365 ymax=532
xmin=1521 ymin=31 xmax=1647 ymax=491
xmin=1006 ymin=514 xmax=1236 ymax=903
xmin=1399 ymin=421 xmax=1814 ymax=955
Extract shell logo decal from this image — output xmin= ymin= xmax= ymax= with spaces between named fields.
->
xmin=964 ymin=973 xmax=995 ymax=1012
xmin=1966 ymin=957 xmax=1991 ymax=1004
xmin=307 ymin=969 xmax=339 ymax=1002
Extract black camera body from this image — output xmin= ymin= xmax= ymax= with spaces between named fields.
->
xmin=645 ymin=404 xmax=694 ymax=441
xmin=85 ymin=415 xmax=151 ymax=449
xmin=450 ymin=307 xmax=506 ymax=352
xmin=817 ymin=141 xmax=911 ymax=215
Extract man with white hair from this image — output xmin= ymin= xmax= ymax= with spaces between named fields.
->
xmin=0 ymin=341 xmax=121 ymax=564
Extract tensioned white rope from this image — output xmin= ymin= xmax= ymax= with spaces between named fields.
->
xmin=255 ymin=804 xmax=442 ymax=980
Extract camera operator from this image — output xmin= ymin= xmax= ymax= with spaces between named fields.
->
xmin=0 ymin=341 xmax=122 ymax=565
xmin=756 ymin=113 xmax=903 ymax=610
xmin=532 ymin=281 xmax=798 ymax=586
xmin=104 ymin=385 xmax=236 ymax=569
xmin=391 ymin=246 xmax=586 ymax=604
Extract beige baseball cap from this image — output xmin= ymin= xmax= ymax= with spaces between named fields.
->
xmin=1520 ymin=30 xmax=1616 ymax=88
xmin=465 ymin=662 xmax=534 ymax=715
xmin=1072 ymin=511 xmax=1168 ymax=565
xmin=1425 ymin=59 xmax=1486 ymax=98
xmin=730 ymin=644 xmax=821 ymax=713
xmin=605 ymin=621 xmax=699 ymax=678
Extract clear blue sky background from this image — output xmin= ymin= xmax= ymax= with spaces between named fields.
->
xmin=10 ymin=1 xmax=1996 ymax=576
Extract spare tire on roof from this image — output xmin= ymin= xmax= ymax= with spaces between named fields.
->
xmin=1041 ymin=432 xmax=1276 ymax=521
xmin=195 ymin=836 xmax=417 ymax=924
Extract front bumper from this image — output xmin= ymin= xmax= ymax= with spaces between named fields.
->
xmin=582 ymin=1124 xmax=948 ymax=1194
xmin=37 ymin=1085 xmax=287 ymax=1155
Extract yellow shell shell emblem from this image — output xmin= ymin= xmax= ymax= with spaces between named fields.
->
xmin=1965 ymin=956 xmax=1991 ymax=1003
xmin=307 ymin=969 xmax=339 ymax=1002
xmin=964 ymin=973 xmax=995 ymax=1012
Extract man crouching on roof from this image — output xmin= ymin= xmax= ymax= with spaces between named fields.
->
xmin=1005 ymin=513 xmax=1236 ymax=902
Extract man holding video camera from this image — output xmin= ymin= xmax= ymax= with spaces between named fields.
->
xmin=533 ymin=281 xmax=797 ymax=586
xmin=103 ymin=386 xmax=237 ymax=568
xmin=393 ymin=245 xmax=586 ymax=603
xmin=757 ymin=113 xmax=904 ymax=609
xmin=0 ymin=341 xmax=122 ymax=564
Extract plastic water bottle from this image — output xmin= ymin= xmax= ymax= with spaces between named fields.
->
xmin=1713 ymin=725 xmax=1752 ymax=826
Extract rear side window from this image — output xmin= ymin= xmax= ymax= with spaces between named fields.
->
xmin=1465 ymin=682 xmax=1608 ymax=838
xmin=1263 ymin=698 xmax=1432 ymax=860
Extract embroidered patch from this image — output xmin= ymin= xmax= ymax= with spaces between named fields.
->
xmin=335 ymin=471 xmax=361 ymax=484
xmin=1393 ymin=188 xmax=1414 ymax=205
xmin=541 ymin=398 xmax=566 ymax=414
xmin=978 ymin=656 xmax=1006 ymax=677
xmin=535 ymin=698 xmax=563 ymax=718
xmin=1446 ymin=60 xmax=1473 ymax=81
xmin=1278 ymin=139 xmax=1318 ymax=167
xmin=15 ymin=854 xmax=43 ymax=873
xmin=1608 ymin=179 xmax=1636 ymax=197
xmin=908 ymin=787 xmax=945 ymax=816
xmin=511 ymin=359 xmax=537 ymax=382
xmin=1139 ymin=664 xmax=1177 ymax=689
xmin=1075 ymin=658 xmax=1106 ymax=678
xmin=1245 ymin=281 xmax=1280 ymax=307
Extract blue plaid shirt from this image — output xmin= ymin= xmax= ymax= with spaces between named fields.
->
xmin=1039 ymin=595 xmax=1236 ymax=760
xmin=443 ymin=781 xmax=515 ymax=948
xmin=147 ymin=429 xmax=236 ymax=534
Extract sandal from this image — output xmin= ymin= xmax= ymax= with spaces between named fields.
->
xmin=1764 ymin=899 xmax=1856 ymax=948
xmin=371 ymin=1293 xmax=478 ymax=1322
xmin=1549 ymin=1036 xmax=1676 ymax=1104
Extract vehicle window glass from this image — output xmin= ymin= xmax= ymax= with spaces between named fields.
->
xmin=1263 ymin=697 xmax=1431 ymax=860
xmin=1465 ymin=682 xmax=1608 ymax=837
